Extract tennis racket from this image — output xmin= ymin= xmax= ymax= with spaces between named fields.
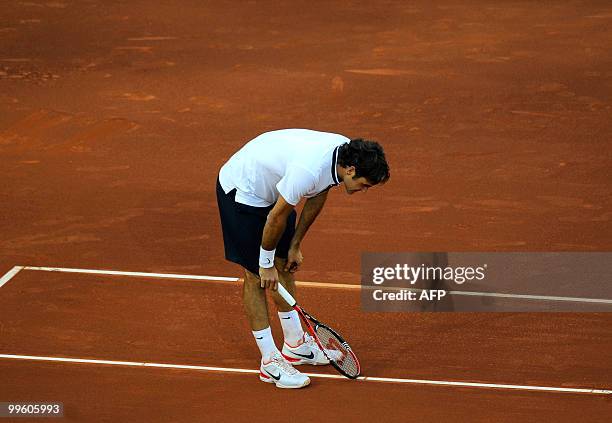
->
xmin=276 ymin=283 xmax=361 ymax=379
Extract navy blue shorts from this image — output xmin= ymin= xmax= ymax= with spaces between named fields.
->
xmin=216 ymin=178 xmax=296 ymax=275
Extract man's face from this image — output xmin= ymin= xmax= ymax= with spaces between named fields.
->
xmin=342 ymin=174 xmax=374 ymax=194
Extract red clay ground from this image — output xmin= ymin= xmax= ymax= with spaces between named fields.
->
xmin=2 ymin=361 xmax=611 ymax=423
xmin=1 ymin=1 xmax=611 ymax=421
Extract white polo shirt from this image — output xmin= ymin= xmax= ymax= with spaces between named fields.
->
xmin=218 ymin=129 xmax=349 ymax=207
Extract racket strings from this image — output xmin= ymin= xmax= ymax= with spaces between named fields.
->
xmin=314 ymin=325 xmax=359 ymax=377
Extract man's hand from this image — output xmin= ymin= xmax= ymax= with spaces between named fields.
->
xmin=285 ymin=245 xmax=303 ymax=273
xmin=259 ymin=266 xmax=279 ymax=290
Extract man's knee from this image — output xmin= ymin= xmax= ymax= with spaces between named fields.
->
xmin=243 ymin=269 xmax=263 ymax=296
xmin=274 ymin=257 xmax=286 ymax=270
xmin=244 ymin=268 xmax=260 ymax=283
xmin=274 ymin=257 xmax=294 ymax=280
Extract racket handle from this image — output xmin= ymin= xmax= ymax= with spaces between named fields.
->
xmin=276 ymin=283 xmax=297 ymax=307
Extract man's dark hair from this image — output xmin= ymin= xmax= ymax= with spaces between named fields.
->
xmin=337 ymin=138 xmax=390 ymax=185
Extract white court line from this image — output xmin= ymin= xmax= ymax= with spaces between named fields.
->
xmin=0 ymin=266 xmax=23 ymax=288
xmin=18 ymin=266 xmax=612 ymax=304
xmin=23 ymin=266 xmax=239 ymax=282
xmin=0 ymin=354 xmax=610 ymax=395
xmin=447 ymin=290 xmax=612 ymax=304
xmin=362 ymin=285 xmax=612 ymax=305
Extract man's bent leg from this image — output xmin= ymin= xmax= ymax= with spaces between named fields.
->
xmin=271 ymin=258 xmax=304 ymax=345
xmin=242 ymin=269 xmax=270 ymax=330
xmin=270 ymin=257 xmax=296 ymax=312
xmin=272 ymin=258 xmax=331 ymax=366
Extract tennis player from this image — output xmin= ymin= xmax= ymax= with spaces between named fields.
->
xmin=216 ymin=128 xmax=389 ymax=388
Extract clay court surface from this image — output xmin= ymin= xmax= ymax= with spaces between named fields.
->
xmin=1 ymin=1 xmax=611 ymax=421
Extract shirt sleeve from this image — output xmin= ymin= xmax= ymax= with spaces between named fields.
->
xmin=276 ymin=166 xmax=317 ymax=206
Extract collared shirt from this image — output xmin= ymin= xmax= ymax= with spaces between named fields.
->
xmin=219 ymin=128 xmax=348 ymax=207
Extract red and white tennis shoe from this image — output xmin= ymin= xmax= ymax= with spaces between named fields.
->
xmin=259 ymin=352 xmax=310 ymax=389
xmin=282 ymin=333 xmax=337 ymax=365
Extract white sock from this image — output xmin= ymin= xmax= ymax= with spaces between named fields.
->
xmin=278 ymin=310 xmax=304 ymax=347
xmin=252 ymin=327 xmax=278 ymax=362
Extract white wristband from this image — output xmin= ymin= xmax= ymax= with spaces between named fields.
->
xmin=259 ymin=247 xmax=275 ymax=268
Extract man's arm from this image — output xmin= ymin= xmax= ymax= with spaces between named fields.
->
xmin=261 ymin=195 xmax=295 ymax=250
xmin=291 ymin=190 xmax=329 ymax=248
xmin=285 ymin=190 xmax=329 ymax=272
xmin=259 ymin=195 xmax=294 ymax=290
